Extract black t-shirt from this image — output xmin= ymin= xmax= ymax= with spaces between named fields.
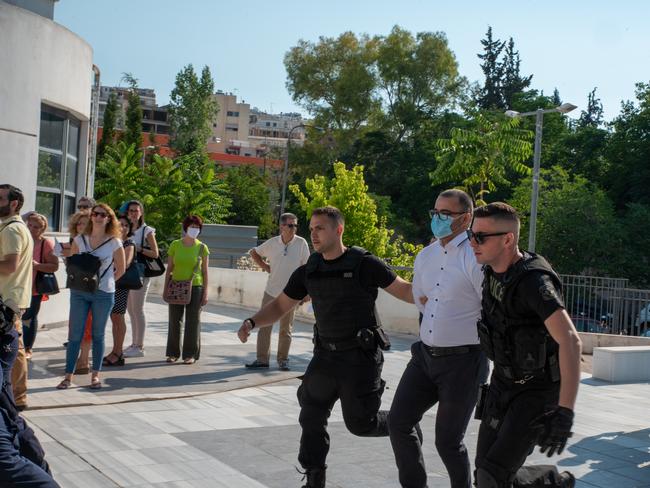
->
xmin=491 ymin=270 xmax=564 ymax=322
xmin=283 ymin=251 xmax=397 ymax=301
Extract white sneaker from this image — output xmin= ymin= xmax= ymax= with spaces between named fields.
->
xmin=123 ymin=345 xmax=144 ymax=358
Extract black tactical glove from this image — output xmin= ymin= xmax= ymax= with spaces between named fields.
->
xmin=531 ymin=406 xmax=574 ymax=457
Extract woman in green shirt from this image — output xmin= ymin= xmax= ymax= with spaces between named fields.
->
xmin=164 ymin=215 xmax=209 ymax=364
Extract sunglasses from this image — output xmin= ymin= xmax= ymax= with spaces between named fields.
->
xmin=466 ymin=229 xmax=508 ymax=245
xmin=91 ymin=211 xmax=109 ymax=218
xmin=284 ymin=224 xmax=298 ymax=229
xmin=77 ymin=205 xmax=90 ymax=210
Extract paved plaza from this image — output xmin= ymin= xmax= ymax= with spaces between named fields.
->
xmin=23 ymin=298 xmax=650 ymax=487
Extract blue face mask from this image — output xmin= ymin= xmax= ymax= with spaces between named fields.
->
xmin=430 ymin=215 xmax=454 ymax=239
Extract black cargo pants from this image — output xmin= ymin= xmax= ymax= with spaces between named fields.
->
xmin=297 ymin=345 xmax=388 ymax=470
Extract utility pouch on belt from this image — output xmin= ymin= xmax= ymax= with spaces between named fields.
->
xmin=356 ymin=328 xmax=376 ymax=350
xmin=474 ymin=383 xmax=489 ymax=420
xmin=374 ymin=328 xmax=391 ymax=351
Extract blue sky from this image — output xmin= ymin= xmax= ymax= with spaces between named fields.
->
xmin=55 ymin=0 xmax=650 ymax=121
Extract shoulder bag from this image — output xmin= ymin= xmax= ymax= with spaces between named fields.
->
xmin=137 ymin=225 xmax=165 ymax=277
xmin=65 ymin=237 xmax=113 ymax=293
xmin=35 ymin=240 xmax=60 ymax=295
xmin=163 ymin=244 xmax=206 ymax=305
xmin=116 ymin=242 xmax=145 ymax=290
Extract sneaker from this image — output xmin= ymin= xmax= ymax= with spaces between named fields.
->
xmin=123 ymin=345 xmax=144 ymax=358
xmin=245 ymin=359 xmax=269 ymax=369
xmin=278 ymin=360 xmax=290 ymax=371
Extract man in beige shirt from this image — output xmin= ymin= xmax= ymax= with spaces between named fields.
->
xmin=246 ymin=213 xmax=310 ymax=371
xmin=0 ymin=184 xmax=33 ymax=410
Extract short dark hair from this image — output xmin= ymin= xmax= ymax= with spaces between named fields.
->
xmin=439 ymin=189 xmax=473 ymax=213
xmin=473 ymin=202 xmax=520 ymax=224
xmin=182 ymin=214 xmax=203 ymax=232
xmin=311 ymin=206 xmax=345 ymax=226
xmin=0 ymin=184 xmax=24 ymax=212
xmin=280 ymin=212 xmax=298 ymax=224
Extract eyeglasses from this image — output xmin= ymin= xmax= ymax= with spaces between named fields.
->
xmin=77 ymin=205 xmax=90 ymax=210
xmin=429 ymin=210 xmax=465 ymax=221
xmin=91 ymin=211 xmax=108 ymax=218
xmin=283 ymin=223 xmax=298 ymax=229
xmin=466 ymin=229 xmax=508 ymax=245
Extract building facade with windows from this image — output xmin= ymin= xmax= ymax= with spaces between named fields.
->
xmin=0 ymin=0 xmax=94 ymax=231
xmin=98 ymin=85 xmax=170 ymax=136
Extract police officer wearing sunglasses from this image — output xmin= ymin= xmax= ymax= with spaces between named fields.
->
xmin=469 ymin=203 xmax=581 ymax=488
xmin=389 ymin=189 xmax=488 ymax=488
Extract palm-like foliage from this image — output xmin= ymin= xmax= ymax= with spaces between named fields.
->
xmin=433 ymin=114 xmax=533 ymax=204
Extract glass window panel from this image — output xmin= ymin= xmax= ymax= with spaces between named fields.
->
xmin=39 ymin=111 xmax=65 ymax=151
xmin=36 ymin=191 xmax=60 ymax=230
xmin=63 ymin=196 xmax=76 ymax=228
xmin=65 ymin=156 xmax=77 ymax=193
xmin=37 ymin=151 xmax=62 ymax=188
xmin=67 ymin=120 xmax=80 ymax=158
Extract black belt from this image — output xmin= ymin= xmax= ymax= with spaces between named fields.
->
xmin=423 ymin=344 xmax=481 ymax=357
xmin=494 ymin=364 xmax=547 ymax=384
xmin=317 ymin=336 xmax=360 ymax=352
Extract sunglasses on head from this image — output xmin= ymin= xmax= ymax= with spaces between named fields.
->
xmin=466 ymin=229 xmax=508 ymax=245
xmin=91 ymin=211 xmax=108 ymax=218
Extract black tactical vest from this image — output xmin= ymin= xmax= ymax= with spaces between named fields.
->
xmin=305 ymin=246 xmax=378 ymax=339
xmin=479 ymin=252 xmax=562 ymax=381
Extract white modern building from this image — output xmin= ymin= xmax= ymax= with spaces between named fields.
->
xmin=0 ymin=0 xmax=96 ymax=232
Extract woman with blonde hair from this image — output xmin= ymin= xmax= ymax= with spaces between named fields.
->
xmin=57 ymin=203 xmax=125 ymax=390
xmin=22 ymin=213 xmax=59 ymax=359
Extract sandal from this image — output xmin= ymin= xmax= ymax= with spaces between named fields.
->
xmin=103 ymin=353 xmax=125 ymax=367
xmin=166 ymin=356 xmax=178 ymax=363
xmin=89 ymin=377 xmax=102 ymax=389
xmin=183 ymin=358 xmax=196 ymax=364
xmin=56 ymin=379 xmax=71 ymax=390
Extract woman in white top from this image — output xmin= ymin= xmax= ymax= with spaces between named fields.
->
xmin=124 ymin=200 xmax=159 ymax=357
xmin=57 ymin=203 xmax=125 ymax=390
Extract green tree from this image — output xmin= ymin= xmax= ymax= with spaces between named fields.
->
xmin=433 ymin=114 xmax=533 ymax=204
xmin=604 ymin=82 xmax=650 ymax=209
xmin=290 ymin=162 xmax=422 ymax=275
xmin=285 ymin=32 xmax=380 ymax=137
xmin=224 ymin=165 xmax=275 ymax=238
xmin=509 ymin=166 xmax=620 ymax=276
xmin=98 ymin=92 xmax=118 ymax=159
xmin=122 ymin=73 xmax=142 ymax=148
xmin=578 ymin=87 xmax=604 ymax=128
xmin=95 ymin=142 xmax=231 ymax=252
xmin=476 ymin=26 xmax=505 ymax=110
xmin=618 ymin=203 xmax=650 ymax=287
xmin=375 ymin=26 xmax=464 ymax=142
xmin=168 ymin=64 xmax=218 ymax=154
xmin=501 ymin=37 xmax=532 ymax=109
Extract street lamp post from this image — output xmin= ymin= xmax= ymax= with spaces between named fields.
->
xmin=505 ymin=103 xmax=577 ymax=252
xmin=279 ymin=124 xmax=322 ymax=218
xmin=141 ymin=145 xmax=156 ymax=169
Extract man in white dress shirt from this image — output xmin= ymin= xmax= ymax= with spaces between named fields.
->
xmin=245 ymin=213 xmax=310 ymax=371
xmin=388 ymin=189 xmax=489 ymax=488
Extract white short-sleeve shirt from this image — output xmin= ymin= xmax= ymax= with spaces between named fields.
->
xmin=74 ymin=235 xmax=123 ymax=293
xmin=253 ymin=235 xmax=310 ymax=297
xmin=132 ymin=224 xmax=155 ymax=252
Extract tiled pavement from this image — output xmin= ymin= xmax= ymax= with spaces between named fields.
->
xmin=23 ymin=299 xmax=650 ymax=487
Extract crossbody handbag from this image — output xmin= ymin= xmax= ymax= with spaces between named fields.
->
xmin=65 ymin=236 xmax=113 ymax=293
xmin=163 ymin=243 xmax=206 ymax=305
xmin=35 ymin=239 xmax=60 ymax=295
xmin=137 ymin=225 xmax=165 ymax=277
xmin=115 ymin=242 xmax=145 ymax=290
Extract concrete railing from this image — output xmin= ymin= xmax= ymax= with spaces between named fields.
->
xmin=149 ymin=267 xmax=421 ymax=335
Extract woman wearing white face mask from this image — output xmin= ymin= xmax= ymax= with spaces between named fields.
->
xmin=164 ymin=215 xmax=209 ymax=364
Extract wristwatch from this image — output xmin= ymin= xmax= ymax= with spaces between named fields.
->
xmin=245 ymin=318 xmax=256 ymax=330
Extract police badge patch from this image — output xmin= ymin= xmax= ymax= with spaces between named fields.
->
xmin=539 ymin=276 xmax=558 ymax=301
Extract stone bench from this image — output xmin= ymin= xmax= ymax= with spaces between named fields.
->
xmin=592 ymin=346 xmax=650 ymax=382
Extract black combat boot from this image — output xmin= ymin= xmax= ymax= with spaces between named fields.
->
xmin=300 ymin=467 xmax=326 ymax=488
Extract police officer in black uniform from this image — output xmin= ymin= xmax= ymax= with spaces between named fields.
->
xmin=468 ymin=203 xmax=582 ymax=488
xmin=237 ymin=206 xmax=415 ymax=488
